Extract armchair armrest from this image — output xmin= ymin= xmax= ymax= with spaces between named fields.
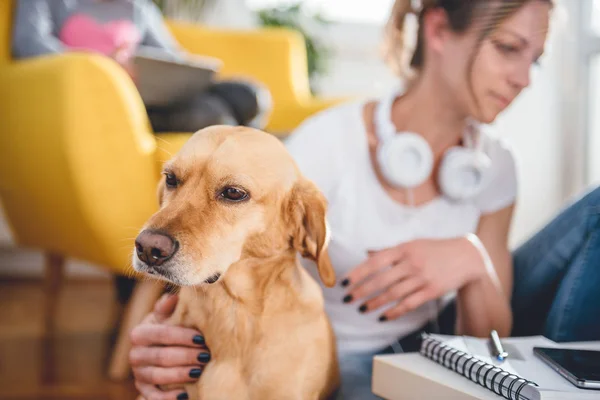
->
xmin=166 ymin=21 xmax=350 ymax=134
xmin=0 ymin=53 xmax=159 ymax=273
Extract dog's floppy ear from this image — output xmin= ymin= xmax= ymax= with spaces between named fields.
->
xmin=285 ymin=178 xmax=336 ymax=287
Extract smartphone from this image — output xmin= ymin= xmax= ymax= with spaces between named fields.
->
xmin=533 ymin=346 xmax=600 ymax=390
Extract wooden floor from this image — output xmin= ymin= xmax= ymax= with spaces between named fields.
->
xmin=0 ymin=278 xmax=138 ymax=400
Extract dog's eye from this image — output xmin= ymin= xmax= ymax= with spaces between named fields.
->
xmin=164 ymin=172 xmax=178 ymax=189
xmin=220 ymin=187 xmax=249 ymax=202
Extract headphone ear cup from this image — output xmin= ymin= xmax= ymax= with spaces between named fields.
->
xmin=438 ymin=147 xmax=491 ymax=200
xmin=377 ymin=133 xmax=433 ymax=188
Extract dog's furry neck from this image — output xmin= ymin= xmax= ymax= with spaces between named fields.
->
xmin=221 ymin=249 xmax=309 ymax=311
xmin=175 ymin=249 xmax=323 ymax=360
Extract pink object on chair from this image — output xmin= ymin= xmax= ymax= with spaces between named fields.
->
xmin=59 ymin=13 xmax=141 ymax=63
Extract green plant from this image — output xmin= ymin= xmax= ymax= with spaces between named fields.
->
xmin=152 ymin=0 xmax=213 ymax=19
xmin=256 ymin=2 xmax=332 ymax=94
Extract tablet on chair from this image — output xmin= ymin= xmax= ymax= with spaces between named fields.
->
xmin=133 ymin=46 xmax=222 ymax=107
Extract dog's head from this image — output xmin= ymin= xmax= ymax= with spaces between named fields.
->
xmin=132 ymin=126 xmax=335 ymax=288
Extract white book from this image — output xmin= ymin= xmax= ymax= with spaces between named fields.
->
xmin=372 ymin=334 xmax=600 ymax=400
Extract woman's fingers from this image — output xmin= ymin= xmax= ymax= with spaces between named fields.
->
xmin=129 ymin=345 xmax=211 ymax=368
xmin=342 ymin=246 xmax=405 ymax=287
xmin=345 ymin=260 xmax=411 ymax=304
xmin=363 ymin=277 xmax=424 ymax=316
xmin=382 ymin=289 xmax=431 ymax=321
xmin=130 ymin=323 xmax=206 ymax=348
xmin=131 ymin=293 xmax=204 ymax=400
xmin=154 ymin=293 xmax=180 ymax=322
xmin=135 ymin=381 xmax=188 ymax=400
xmin=133 ymin=365 xmax=203 ymax=386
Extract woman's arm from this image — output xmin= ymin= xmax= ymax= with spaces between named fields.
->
xmin=12 ymin=0 xmax=66 ymax=59
xmin=342 ymin=205 xmax=516 ymax=333
xmin=455 ymin=204 xmax=515 ymax=337
xmin=137 ymin=1 xmax=184 ymax=59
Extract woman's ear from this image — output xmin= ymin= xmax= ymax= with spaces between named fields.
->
xmin=423 ymin=6 xmax=452 ymax=53
xmin=284 ymin=178 xmax=336 ymax=287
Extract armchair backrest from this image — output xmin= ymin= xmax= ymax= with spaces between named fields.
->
xmin=0 ymin=0 xmax=13 ymax=65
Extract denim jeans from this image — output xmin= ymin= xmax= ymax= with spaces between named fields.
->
xmin=146 ymin=80 xmax=271 ymax=133
xmin=333 ymin=185 xmax=600 ymax=399
xmin=511 ymin=185 xmax=600 ymax=342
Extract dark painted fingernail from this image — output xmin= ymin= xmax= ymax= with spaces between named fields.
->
xmin=359 ymin=304 xmax=368 ymax=313
xmin=177 ymin=393 xmax=189 ymax=400
xmin=379 ymin=315 xmax=387 ymax=322
xmin=343 ymin=294 xmax=353 ymax=303
xmin=193 ymin=335 xmax=205 ymax=345
xmin=341 ymin=278 xmax=350 ymax=287
xmin=198 ymin=352 xmax=211 ymax=363
xmin=189 ymin=368 xmax=202 ymax=378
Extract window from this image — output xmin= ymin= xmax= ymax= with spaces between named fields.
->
xmin=245 ymin=0 xmax=395 ymax=24
xmin=594 ymin=0 xmax=600 ymax=35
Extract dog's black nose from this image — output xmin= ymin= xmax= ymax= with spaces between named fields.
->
xmin=135 ymin=230 xmax=178 ymax=266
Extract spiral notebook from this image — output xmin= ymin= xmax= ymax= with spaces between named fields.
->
xmin=420 ymin=334 xmax=539 ymax=400
xmin=372 ymin=334 xmax=599 ymax=400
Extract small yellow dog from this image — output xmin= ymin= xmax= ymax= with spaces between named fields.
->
xmin=133 ymin=126 xmax=340 ymax=400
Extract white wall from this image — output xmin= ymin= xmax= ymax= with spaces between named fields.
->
xmin=311 ymin=22 xmax=398 ymax=98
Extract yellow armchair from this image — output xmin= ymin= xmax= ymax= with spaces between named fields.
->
xmin=0 ymin=50 xmax=163 ymax=379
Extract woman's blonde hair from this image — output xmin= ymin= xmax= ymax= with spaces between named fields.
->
xmin=382 ymin=0 xmax=553 ymax=80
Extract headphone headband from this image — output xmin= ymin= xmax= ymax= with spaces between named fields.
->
xmin=373 ymin=88 xmax=490 ymax=200
xmin=376 ymin=88 xmax=483 ymax=149
xmin=375 ymin=87 xmax=404 ymax=142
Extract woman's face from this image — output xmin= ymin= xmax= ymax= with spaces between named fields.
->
xmin=438 ymin=1 xmax=551 ymax=123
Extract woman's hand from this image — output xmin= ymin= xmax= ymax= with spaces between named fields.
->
xmin=111 ymin=45 xmax=137 ymax=81
xmin=341 ymin=237 xmax=486 ymax=322
xmin=130 ymin=293 xmax=211 ymax=400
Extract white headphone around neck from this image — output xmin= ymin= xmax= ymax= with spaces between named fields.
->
xmin=375 ymin=88 xmax=492 ymax=201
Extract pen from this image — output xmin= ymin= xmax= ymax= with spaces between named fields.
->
xmin=489 ymin=329 xmax=509 ymax=362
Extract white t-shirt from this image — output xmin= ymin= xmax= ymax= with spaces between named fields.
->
xmin=283 ymin=99 xmax=518 ymax=355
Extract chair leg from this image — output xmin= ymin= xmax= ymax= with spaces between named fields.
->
xmin=107 ymin=279 xmax=164 ymax=381
xmin=44 ymin=252 xmax=65 ymax=336
xmin=40 ymin=253 xmax=65 ymax=384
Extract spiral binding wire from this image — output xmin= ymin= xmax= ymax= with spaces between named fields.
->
xmin=420 ymin=335 xmax=539 ymax=400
